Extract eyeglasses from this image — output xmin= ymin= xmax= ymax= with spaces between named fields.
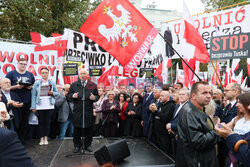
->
xmin=19 ymin=63 xmax=27 ymax=66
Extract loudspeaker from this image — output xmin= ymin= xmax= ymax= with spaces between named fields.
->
xmin=94 ymin=139 xmax=130 ymax=165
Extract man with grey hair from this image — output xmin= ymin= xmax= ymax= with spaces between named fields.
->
xmin=166 ymin=87 xmax=189 ymax=159
xmin=212 ymin=88 xmax=223 ymax=105
xmin=149 ymin=90 xmax=175 ymax=155
xmin=218 ymin=82 xmax=241 ymax=167
xmin=0 ymin=78 xmax=23 ymax=130
xmin=68 ymin=69 xmax=99 ymax=154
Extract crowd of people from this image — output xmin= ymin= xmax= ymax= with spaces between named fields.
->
xmin=0 ymin=58 xmax=250 ymax=167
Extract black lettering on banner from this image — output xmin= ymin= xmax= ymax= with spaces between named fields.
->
xmin=73 ymin=32 xmax=83 ymax=49
xmin=85 ymin=36 xmax=97 ymax=51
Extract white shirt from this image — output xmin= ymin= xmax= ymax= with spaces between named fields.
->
xmin=232 ymin=117 xmax=250 ymax=135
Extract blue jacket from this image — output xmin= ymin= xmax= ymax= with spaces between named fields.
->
xmin=30 ymin=79 xmax=58 ymax=110
xmin=170 ymin=103 xmax=180 ymax=133
xmin=0 ymin=127 xmax=36 ymax=167
xmin=226 ymin=132 xmax=250 ymax=167
xmin=220 ymin=103 xmax=237 ymax=124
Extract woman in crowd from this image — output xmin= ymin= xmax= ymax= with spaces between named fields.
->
xmin=218 ymin=92 xmax=250 ymax=166
xmin=31 ymin=67 xmax=58 ymax=145
xmin=101 ymin=90 xmax=120 ymax=137
xmin=118 ymin=92 xmax=128 ymax=136
xmin=93 ymin=88 xmax=106 ymax=137
xmin=227 ymin=93 xmax=250 ymax=135
xmin=124 ymin=92 xmax=143 ymax=137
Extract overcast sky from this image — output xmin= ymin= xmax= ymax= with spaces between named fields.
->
xmin=141 ymin=0 xmax=205 ymax=14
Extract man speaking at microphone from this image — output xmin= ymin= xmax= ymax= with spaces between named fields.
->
xmin=68 ymin=68 xmax=99 ymax=154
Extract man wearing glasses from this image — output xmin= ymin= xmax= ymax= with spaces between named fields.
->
xmin=6 ymin=58 xmax=35 ymax=143
xmin=218 ymin=82 xmax=241 ymax=167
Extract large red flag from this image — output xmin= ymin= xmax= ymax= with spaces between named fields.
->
xmin=80 ymin=0 xmax=158 ymax=72
xmin=182 ymin=0 xmax=209 ymax=63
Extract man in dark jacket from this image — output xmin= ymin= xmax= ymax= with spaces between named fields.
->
xmin=176 ymin=81 xmax=220 ymax=167
xmin=0 ymin=127 xmax=36 ymax=167
xmin=150 ymin=90 xmax=175 ymax=156
xmin=68 ymin=69 xmax=99 ymax=154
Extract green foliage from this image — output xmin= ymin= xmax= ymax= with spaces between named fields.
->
xmin=0 ymin=0 xmax=101 ymax=41
xmin=201 ymin=0 xmax=247 ymax=10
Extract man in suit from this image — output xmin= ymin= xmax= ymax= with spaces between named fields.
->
xmin=68 ymin=69 xmax=99 ymax=154
xmin=218 ymin=83 xmax=241 ymax=167
xmin=0 ymin=127 xmax=36 ymax=167
xmin=150 ymin=91 xmax=175 ymax=155
xmin=0 ymin=78 xmax=23 ymax=131
xmin=166 ymin=87 xmax=189 ymax=159
xmin=141 ymin=82 xmax=154 ymax=137
xmin=148 ymin=87 xmax=162 ymax=144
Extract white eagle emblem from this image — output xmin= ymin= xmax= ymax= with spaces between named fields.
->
xmin=98 ymin=5 xmax=140 ymax=47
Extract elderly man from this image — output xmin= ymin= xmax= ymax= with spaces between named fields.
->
xmin=0 ymin=78 xmax=23 ymax=131
xmin=176 ymin=82 xmax=220 ymax=167
xmin=218 ymin=83 xmax=241 ymax=167
xmin=55 ymin=84 xmax=74 ymax=140
xmin=141 ymin=82 xmax=154 ymax=137
xmin=148 ymin=87 xmax=162 ymax=144
xmin=68 ymin=69 xmax=99 ymax=154
xmin=212 ymin=88 xmax=223 ymax=105
xmin=166 ymin=87 xmax=189 ymax=159
xmin=150 ymin=90 xmax=175 ymax=155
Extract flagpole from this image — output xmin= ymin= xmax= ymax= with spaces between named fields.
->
xmin=211 ymin=61 xmax=224 ymax=91
xmin=159 ymin=33 xmax=201 ymax=81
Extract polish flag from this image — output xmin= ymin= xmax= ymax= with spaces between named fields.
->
xmin=247 ymin=58 xmax=250 ymax=77
xmin=230 ymin=59 xmax=240 ymax=76
xmin=98 ymin=60 xmax=119 ymax=87
xmin=182 ymin=58 xmax=197 ymax=88
xmin=182 ymin=0 xmax=209 ymax=63
xmin=154 ymin=58 xmax=172 ymax=76
xmin=241 ymin=77 xmax=248 ymax=89
xmin=80 ymin=0 xmax=158 ymax=72
xmin=232 ymin=70 xmax=243 ymax=84
xmin=30 ymin=32 xmax=68 ymax=57
xmin=224 ymin=59 xmax=232 ymax=87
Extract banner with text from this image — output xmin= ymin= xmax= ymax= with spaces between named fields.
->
xmin=0 ymin=41 xmax=58 ymax=79
xmin=163 ymin=4 xmax=250 ymax=59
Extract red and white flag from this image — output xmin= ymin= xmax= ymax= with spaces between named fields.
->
xmin=224 ymin=59 xmax=232 ymax=87
xmin=232 ymin=70 xmax=243 ymax=84
xmin=154 ymin=58 xmax=172 ymax=84
xmin=182 ymin=58 xmax=197 ymax=88
xmin=98 ymin=60 xmax=119 ymax=87
xmin=80 ymin=0 xmax=158 ymax=72
xmin=182 ymin=0 xmax=209 ymax=63
xmin=30 ymin=32 xmax=68 ymax=57
xmin=230 ymin=58 xmax=240 ymax=76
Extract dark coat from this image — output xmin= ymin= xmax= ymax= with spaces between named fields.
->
xmin=1 ymin=91 xmax=22 ymax=130
xmin=176 ymin=100 xmax=220 ymax=167
xmin=142 ymin=92 xmax=154 ymax=137
xmin=220 ymin=103 xmax=237 ymax=124
xmin=101 ymin=99 xmax=120 ymax=124
xmin=124 ymin=102 xmax=143 ymax=137
xmin=170 ymin=103 xmax=181 ymax=134
xmin=226 ymin=132 xmax=250 ymax=167
xmin=153 ymin=100 xmax=175 ymax=135
xmin=68 ymin=79 xmax=98 ymax=128
xmin=0 ymin=127 xmax=36 ymax=167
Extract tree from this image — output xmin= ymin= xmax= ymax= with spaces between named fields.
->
xmin=0 ymin=0 xmax=101 ymax=41
xmin=201 ymin=0 xmax=247 ymax=10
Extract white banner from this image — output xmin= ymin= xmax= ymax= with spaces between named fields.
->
xmin=162 ymin=4 xmax=250 ymax=59
xmin=64 ymin=28 xmax=166 ymax=78
xmin=0 ymin=41 xmax=59 ymax=79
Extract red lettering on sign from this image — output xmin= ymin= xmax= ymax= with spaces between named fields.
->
xmin=2 ymin=64 xmax=15 ymax=75
xmin=0 ymin=51 xmax=15 ymax=63
xmin=39 ymin=54 xmax=49 ymax=65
